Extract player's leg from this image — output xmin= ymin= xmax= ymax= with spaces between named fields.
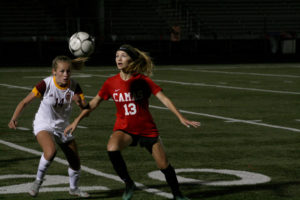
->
xmin=59 ymin=139 xmax=89 ymax=198
xmin=151 ymin=140 xmax=189 ymax=200
xmin=29 ymin=131 xmax=56 ymax=197
xmin=107 ymin=130 xmax=135 ymax=200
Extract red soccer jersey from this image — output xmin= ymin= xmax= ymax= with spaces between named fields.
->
xmin=98 ymin=73 xmax=162 ymax=137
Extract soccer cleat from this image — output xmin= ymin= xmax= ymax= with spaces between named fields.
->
xmin=28 ymin=179 xmax=43 ymax=197
xmin=122 ymin=183 xmax=136 ymax=200
xmin=174 ymin=196 xmax=191 ymax=200
xmin=69 ymin=187 xmax=90 ymax=198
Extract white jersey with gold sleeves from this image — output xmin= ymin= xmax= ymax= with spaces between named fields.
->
xmin=32 ymin=76 xmax=84 ymax=142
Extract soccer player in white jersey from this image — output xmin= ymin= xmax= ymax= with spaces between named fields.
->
xmin=8 ymin=56 xmax=90 ymax=198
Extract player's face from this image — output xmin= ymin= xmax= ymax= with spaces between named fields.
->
xmin=53 ymin=61 xmax=71 ymax=86
xmin=116 ymin=50 xmax=131 ymax=70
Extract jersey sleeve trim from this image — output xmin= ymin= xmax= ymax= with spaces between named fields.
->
xmin=33 ymin=80 xmax=47 ymax=97
xmin=79 ymin=93 xmax=85 ymax=101
xmin=32 ymin=87 xmax=42 ymax=98
xmin=74 ymin=82 xmax=84 ymax=100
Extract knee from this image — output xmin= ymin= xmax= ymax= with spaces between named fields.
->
xmin=155 ymin=156 xmax=169 ymax=169
xmin=107 ymin=143 xmax=120 ymax=151
xmin=158 ymin=161 xmax=169 ymax=170
xmin=107 ymin=134 xmax=122 ymax=151
xmin=43 ymin=149 xmax=57 ymax=161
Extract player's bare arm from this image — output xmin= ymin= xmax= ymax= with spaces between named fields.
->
xmin=155 ymin=91 xmax=200 ymax=128
xmin=8 ymin=92 xmax=36 ymax=129
xmin=64 ymin=95 xmax=103 ymax=135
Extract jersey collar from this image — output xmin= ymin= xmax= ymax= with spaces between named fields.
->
xmin=53 ymin=76 xmax=70 ymax=90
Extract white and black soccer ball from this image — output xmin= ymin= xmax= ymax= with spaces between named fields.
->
xmin=69 ymin=32 xmax=95 ymax=57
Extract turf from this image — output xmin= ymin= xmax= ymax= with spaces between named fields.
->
xmin=0 ymin=63 xmax=299 ymax=200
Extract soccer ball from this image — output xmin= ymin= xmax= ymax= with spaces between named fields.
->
xmin=69 ymin=32 xmax=95 ymax=57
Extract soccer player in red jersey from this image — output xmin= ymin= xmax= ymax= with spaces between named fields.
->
xmin=65 ymin=44 xmax=200 ymax=200
xmin=8 ymin=56 xmax=90 ymax=198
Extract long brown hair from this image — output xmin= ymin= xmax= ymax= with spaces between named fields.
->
xmin=118 ymin=44 xmax=154 ymax=76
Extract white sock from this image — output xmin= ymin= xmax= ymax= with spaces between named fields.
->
xmin=36 ymin=154 xmax=51 ymax=181
xmin=68 ymin=167 xmax=80 ymax=189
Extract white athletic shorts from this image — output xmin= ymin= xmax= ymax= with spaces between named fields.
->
xmin=33 ymin=120 xmax=75 ymax=144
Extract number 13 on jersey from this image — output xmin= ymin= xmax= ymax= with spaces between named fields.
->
xmin=123 ymin=103 xmax=137 ymax=116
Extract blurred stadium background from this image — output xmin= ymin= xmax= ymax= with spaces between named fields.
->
xmin=1 ymin=1 xmax=300 ymax=200
xmin=0 ymin=0 xmax=300 ymax=66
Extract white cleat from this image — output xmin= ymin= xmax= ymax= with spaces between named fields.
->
xmin=69 ymin=187 xmax=90 ymax=198
xmin=28 ymin=179 xmax=43 ymax=197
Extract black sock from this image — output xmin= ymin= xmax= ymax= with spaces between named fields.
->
xmin=107 ymin=151 xmax=134 ymax=185
xmin=161 ymin=164 xmax=182 ymax=197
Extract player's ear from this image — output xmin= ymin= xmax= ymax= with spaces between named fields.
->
xmin=52 ymin=68 xmax=56 ymax=76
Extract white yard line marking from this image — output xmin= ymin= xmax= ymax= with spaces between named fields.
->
xmin=149 ymin=105 xmax=300 ymax=133
xmin=2 ymin=83 xmax=300 ymax=133
xmin=224 ymin=120 xmax=262 ymax=123
xmin=17 ymin=71 xmax=300 ymax=95
xmin=0 ymin=139 xmax=173 ymax=199
xmin=16 ymin=127 xmax=30 ymax=131
xmin=77 ymin=125 xmax=88 ymax=129
xmin=14 ymin=125 xmax=88 ymax=131
xmin=0 ymin=84 xmax=31 ymax=90
xmin=0 ymin=69 xmax=51 ymax=72
xmin=165 ymin=68 xmax=300 ymax=78
xmin=178 ymin=109 xmax=300 ymax=133
xmin=11 ymin=67 xmax=300 ymax=95
xmin=153 ymin=79 xmax=300 ymax=95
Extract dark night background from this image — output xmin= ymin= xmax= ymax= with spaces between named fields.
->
xmin=0 ymin=0 xmax=299 ymax=66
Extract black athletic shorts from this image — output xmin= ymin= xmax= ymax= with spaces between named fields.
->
xmin=121 ymin=131 xmax=159 ymax=153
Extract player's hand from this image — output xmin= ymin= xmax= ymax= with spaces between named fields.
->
xmin=180 ymin=118 xmax=201 ymax=128
xmin=8 ymin=120 xmax=17 ymax=129
xmin=72 ymin=94 xmax=82 ymax=107
xmin=64 ymin=122 xmax=77 ymax=136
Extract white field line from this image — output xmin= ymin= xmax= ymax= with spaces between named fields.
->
xmin=23 ymin=74 xmax=111 ymax=79
xmin=4 ymin=71 xmax=300 ymax=95
xmin=16 ymin=127 xmax=30 ymax=131
xmin=0 ymin=84 xmax=32 ymax=90
xmin=22 ymin=73 xmax=295 ymax=95
xmin=0 ymin=65 xmax=299 ymax=74
xmin=149 ymin=105 xmax=300 ymax=133
xmin=153 ymin=79 xmax=300 ymax=95
xmin=164 ymin=68 xmax=300 ymax=78
xmin=0 ymin=64 xmax=299 ymax=73
xmin=224 ymin=120 xmax=262 ymax=123
xmin=153 ymin=64 xmax=300 ymax=70
xmin=179 ymin=109 xmax=300 ymax=133
xmin=0 ymin=68 xmax=114 ymax=73
xmin=0 ymin=139 xmax=173 ymax=199
xmin=1 ymin=83 xmax=300 ymax=133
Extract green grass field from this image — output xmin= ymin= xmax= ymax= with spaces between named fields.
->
xmin=0 ymin=63 xmax=300 ymax=200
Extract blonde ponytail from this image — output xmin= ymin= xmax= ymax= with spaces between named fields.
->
xmin=71 ymin=57 xmax=88 ymax=70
